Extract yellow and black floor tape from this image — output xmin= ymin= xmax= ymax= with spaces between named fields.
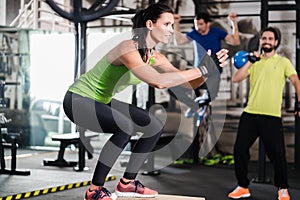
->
xmin=0 ymin=175 xmax=116 ymax=200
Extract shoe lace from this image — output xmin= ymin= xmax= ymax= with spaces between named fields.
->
xmin=134 ymin=180 xmax=145 ymax=192
xmin=92 ymin=187 xmax=111 ymax=199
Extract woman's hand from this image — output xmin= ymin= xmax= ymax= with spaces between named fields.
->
xmin=198 ymin=49 xmax=229 ymax=77
xmin=215 ymin=49 xmax=229 ymax=67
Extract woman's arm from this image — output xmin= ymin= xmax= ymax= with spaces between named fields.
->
xmin=109 ymin=40 xmax=203 ymax=89
xmin=149 ymin=50 xmax=228 ymax=89
xmin=121 ymin=51 xmax=203 ymax=89
xmin=110 ymin=40 xmax=228 ymax=89
xmin=151 ymin=53 xmax=206 ymax=89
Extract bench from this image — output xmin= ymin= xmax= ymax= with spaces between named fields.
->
xmin=43 ymin=131 xmax=99 ymax=171
xmin=0 ymin=131 xmax=30 ymax=175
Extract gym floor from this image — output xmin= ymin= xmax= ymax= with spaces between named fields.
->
xmin=1 ymin=103 xmax=300 ymax=200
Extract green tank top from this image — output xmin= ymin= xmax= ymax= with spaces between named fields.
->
xmin=68 ymin=55 xmax=142 ymax=104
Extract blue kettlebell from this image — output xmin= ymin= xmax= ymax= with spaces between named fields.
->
xmin=233 ymin=51 xmax=249 ymax=69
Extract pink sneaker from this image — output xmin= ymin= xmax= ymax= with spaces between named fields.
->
xmin=84 ymin=186 xmax=112 ymax=200
xmin=115 ymin=180 xmax=158 ymax=198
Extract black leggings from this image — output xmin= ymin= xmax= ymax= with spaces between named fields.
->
xmin=233 ymin=112 xmax=288 ymax=188
xmin=63 ymin=91 xmax=163 ymax=186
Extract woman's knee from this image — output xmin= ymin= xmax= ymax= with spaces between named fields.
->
xmin=149 ymin=115 xmax=164 ymax=137
xmin=110 ymin=132 xmax=131 ymax=149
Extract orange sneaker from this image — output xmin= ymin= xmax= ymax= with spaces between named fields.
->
xmin=228 ymin=186 xmax=251 ymax=199
xmin=278 ymin=189 xmax=290 ymax=200
xmin=115 ymin=180 xmax=158 ymax=198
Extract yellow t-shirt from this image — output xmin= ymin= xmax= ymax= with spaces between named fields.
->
xmin=244 ymin=53 xmax=297 ymax=117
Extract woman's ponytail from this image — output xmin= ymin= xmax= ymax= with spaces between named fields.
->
xmin=132 ymin=9 xmax=148 ymax=62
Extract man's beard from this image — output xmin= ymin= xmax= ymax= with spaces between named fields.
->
xmin=262 ymin=44 xmax=275 ymax=53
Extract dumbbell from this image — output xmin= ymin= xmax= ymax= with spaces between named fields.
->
xmin=233 ymin=51 xmax=260 ymax=69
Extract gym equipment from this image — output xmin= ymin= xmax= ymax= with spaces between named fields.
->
xmin=43 ymin=131 xmax=98 ymax=171
xmin=233 ymin=51 xmax=249 ymax=69
xmin=233 ymin=51 xmax=261 ymax=69
xmin=0 ymin=79 xmax=30 ymax=175
xmin=0 ymin=113 xmax=30 ymax=175
xmin=0 ymin=80 xmax=20 ymax=108
xmin=45 ymin=0 xmax=120 ymax=79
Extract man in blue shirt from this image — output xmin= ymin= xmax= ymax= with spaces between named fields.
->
xmin=175 ymin=12 xmax=240 ymax=60
xmin=170 ymin=12 xmax=240 ymax=118
xmin=167 ymin=13 xmax=240 ymax=163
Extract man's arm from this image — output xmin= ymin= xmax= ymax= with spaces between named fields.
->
xmin=232 ymin=61 xmax=251 ymax=83
xmin=224 ymin=13 xmax=240 ymax=46
xmin=289 ymin=74 xmax=300 ymax=116
xmin=173 ymin=14 xmax=190 ymax=45
xmin=289 ymin=74 xmax=300 ymax=101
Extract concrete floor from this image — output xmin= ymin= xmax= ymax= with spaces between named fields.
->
xmin=1 ymin=102 xmax=300 ymax=200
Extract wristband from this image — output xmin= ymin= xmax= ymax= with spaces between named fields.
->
xmin=198 ymin=65 xmax=209 ymax=78
xmin=198 ymin=54 xmax=221 ymax=101
xmin=248 ymin=52 xmax=261 ymax=63
xmin=295 ymin=101 xmax=300 ymax=112
xmin=211 ymin=54 xmax=223 ymax=73
xmin=211 ymin=54 xmax=221 ymax=67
